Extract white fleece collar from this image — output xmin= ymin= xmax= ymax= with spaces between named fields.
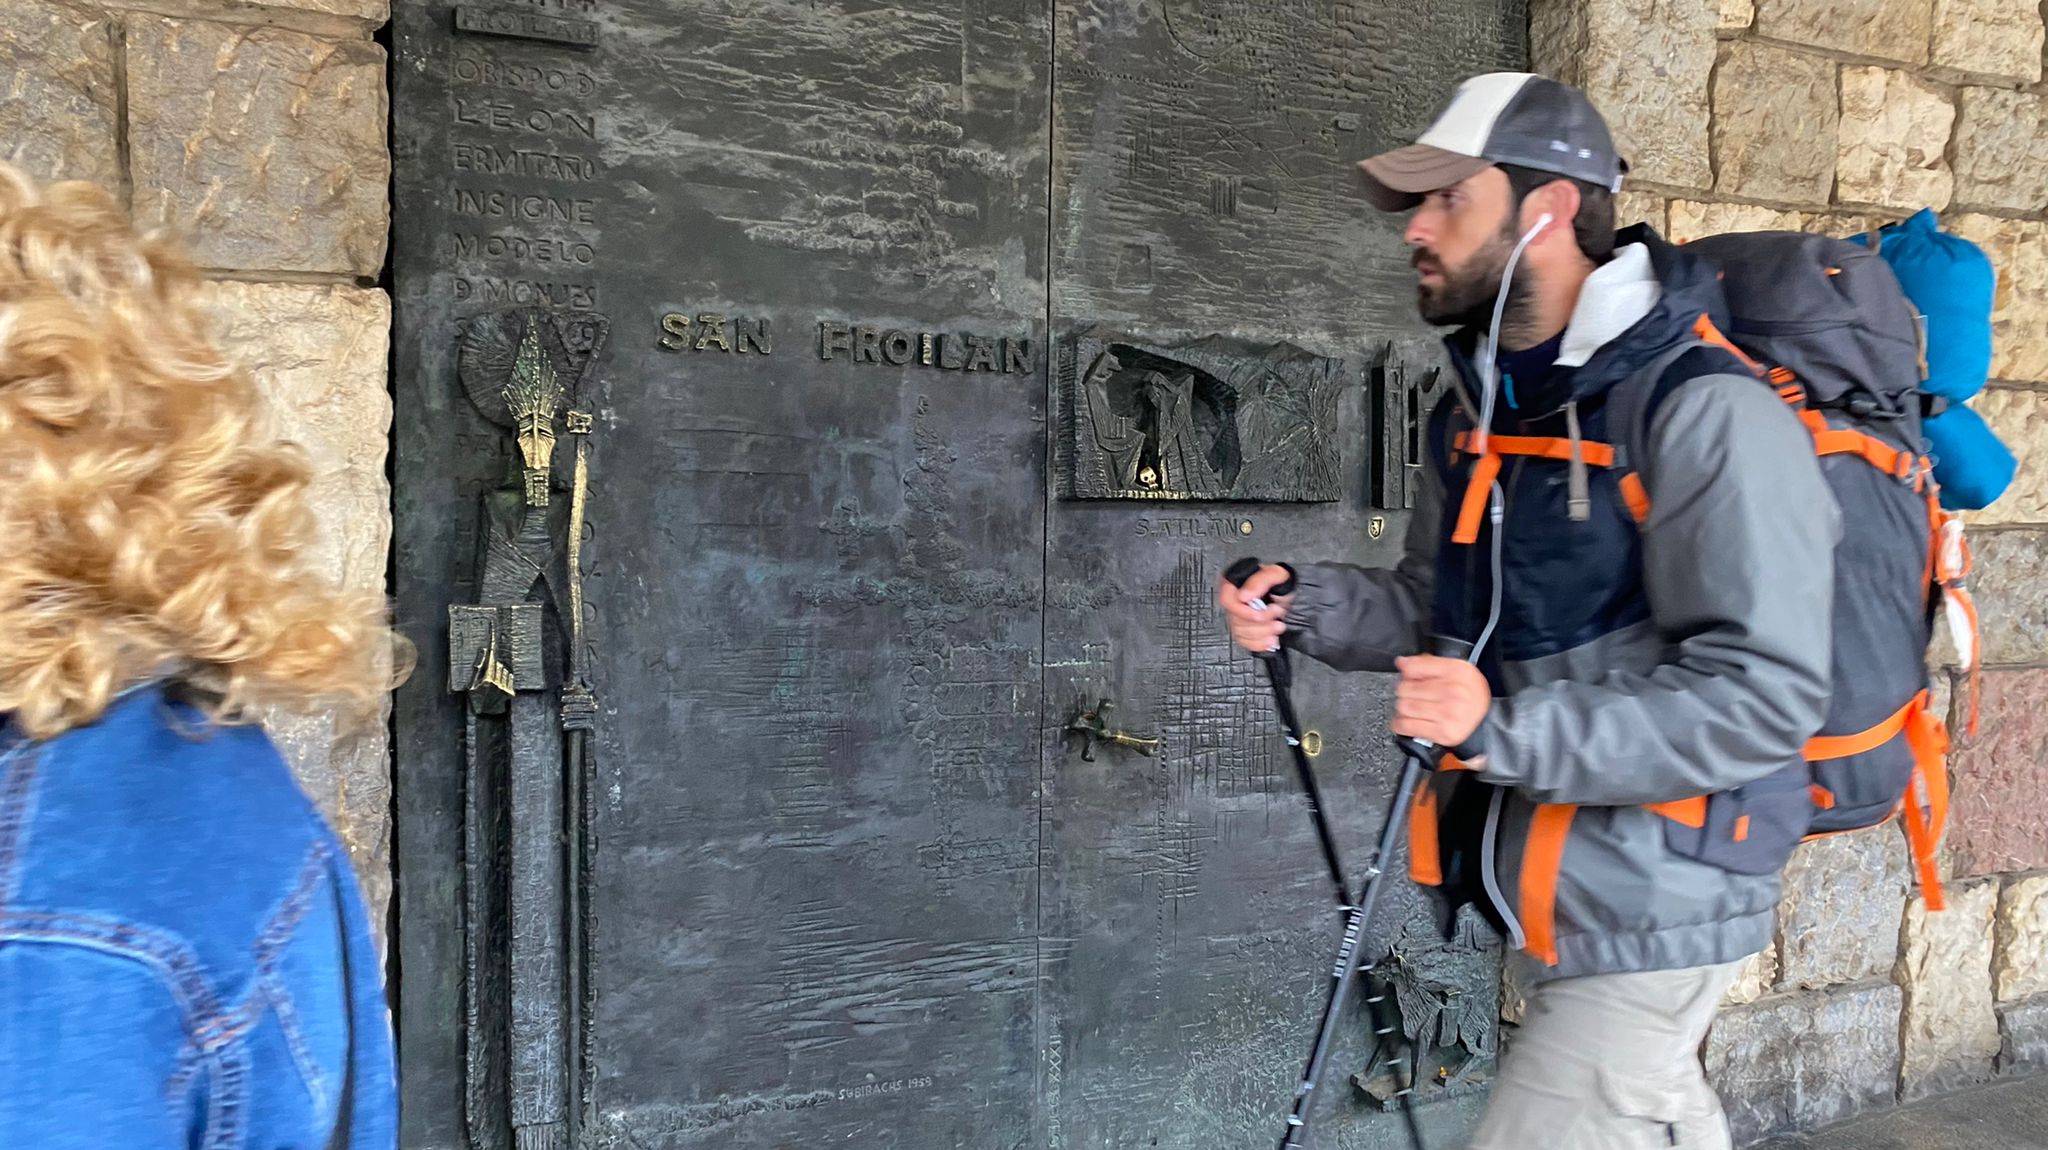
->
xmin=1556 ymin=243 xmax=1661 ymax=368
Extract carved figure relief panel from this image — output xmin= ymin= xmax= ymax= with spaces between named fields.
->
xmin=449 ymin=306 xmax=609 ymax=1150
xmin=1057 ymin=331 xmax=1345 ymax=502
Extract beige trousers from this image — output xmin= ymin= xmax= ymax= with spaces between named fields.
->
xmin=1467 ymin=960 xmax=1745 ymax=1150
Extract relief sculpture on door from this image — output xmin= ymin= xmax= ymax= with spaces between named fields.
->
xmin=448 ymin=306 xmax=609 ymax=1150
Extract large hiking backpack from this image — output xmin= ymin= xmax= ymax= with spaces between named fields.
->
xmin=1644 ymin=231 xmax=1976 ymax=909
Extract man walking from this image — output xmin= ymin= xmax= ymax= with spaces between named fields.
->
xmin=1220 ymin=74 xmax=1837 ymax=1149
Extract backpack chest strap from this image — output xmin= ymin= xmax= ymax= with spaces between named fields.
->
xmin=1448 ymin=431 xmax=1626 ymax=543
xmin=1452 ymin=431 xmax=1617 ymax=468
xmin=1448 ymin=430 xmax=1650 ymax=541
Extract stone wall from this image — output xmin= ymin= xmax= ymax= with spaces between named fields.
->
xmin=1 ymin=0 xmax=393 ymax=920
xmin=1536 ymin=0 xmax=2048 ymax=1141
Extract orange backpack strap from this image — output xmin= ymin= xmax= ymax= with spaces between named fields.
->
xmin=1618 ymin=472 xmax=1651 ymax=524
xmin=1690 ymin=314 xmax=1770 ymax=377
xmin=1644 ymin=797 xmax=1708 ymax=828
xmin=1451 ymin=452 xmax=1501 ymax=545
xmin=1798 ymin=408 xmax=1918 ymax=480
xmin=1803 ymin=692 xmax=1919 ymax=761
xmin=1900 ymin=695 xmax=1951 ymax=912
xmin=1453 ymin=431 xmax=1618 ymax=468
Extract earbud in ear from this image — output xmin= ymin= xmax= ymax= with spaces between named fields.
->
xmin=1529 ymin=212 xmax=1556 ymax=241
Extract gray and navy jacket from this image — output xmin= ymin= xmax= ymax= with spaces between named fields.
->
xmin=1285 ymin=226 xmax=1840 ymax=982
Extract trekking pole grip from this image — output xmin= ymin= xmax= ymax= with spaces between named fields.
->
xmin=1225 ymin=557 xmax=1298 ymax=680
xmin=1225 ymin=554 xmax=1296 ymax=646
xmin=1224 ymin=556 xmax=1297 ymax=603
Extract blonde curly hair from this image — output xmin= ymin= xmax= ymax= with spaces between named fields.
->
xmin=0 ymin=164 xmax=410 ymax=740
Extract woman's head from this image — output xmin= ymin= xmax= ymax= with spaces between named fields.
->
xmin=0 ymin=164 xmax=409 ymax=739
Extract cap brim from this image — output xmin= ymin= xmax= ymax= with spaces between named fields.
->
xmin=1357 ymin=145 xmax=1491 ymax=211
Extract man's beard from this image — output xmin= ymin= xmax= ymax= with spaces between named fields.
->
xmin=1415 ymin=224 xmax=1532 ymax=332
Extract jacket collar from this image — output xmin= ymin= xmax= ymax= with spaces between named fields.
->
xmin=1558 ymin=241 xmax=1660 ymax=368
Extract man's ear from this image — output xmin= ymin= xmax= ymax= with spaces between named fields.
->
xmin=1525 ymin=179 xmax=1581 ymax=244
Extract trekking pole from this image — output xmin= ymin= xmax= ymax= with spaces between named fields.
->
xmin=1222 ymin=558 xmax=1350 ymax=906
xmin=1224 ymin=558 xmax=1443 ymax=1150
xmin=1275 ymin=737 xmax=1430 ymax=1150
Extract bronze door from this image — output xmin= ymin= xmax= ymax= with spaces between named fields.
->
xmin=391 ymin=3 xmax=1523 ymax=1147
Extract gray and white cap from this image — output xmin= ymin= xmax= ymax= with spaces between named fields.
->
xmin=1357 ymin=73 xmax=1628 ymax=212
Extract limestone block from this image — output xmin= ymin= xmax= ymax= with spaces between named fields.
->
xmin=1721 ymin=0 xmax=1754 ymax=30
xmin=250 ymin=0 xmax=389 ymax=22
xmin=208 ymin=281 xmax=393 ymax=927
xmin=1614 ymin=190 xmax=1666 ymax=233
xmin=264 ymin=707 xmax=391 ymax=933
xmin=1800 ymin=212 xmax=1888 ymax=240
xmin=207 ymin=282 xmax=392 ymax=595
xmin=1725 ymin=943 xmax=1778 ymax=1006
xmin=1897 ymin=879 xmax=2001 ymax=1099
xmin=1778 ymin=826 xmax=1911 ymax=989
xmin=0 ymin=0 xmax=119 ymax=186
xmin=1835 ymin=67 xmax=1955 ymax=210
xmin=1667 ymin=199 xmax=1808 ymax=243
xmin=127 ymin=16 xmax=388 ymax=276
xmin=1953 ymin=89 xmax=2048 ymax=213
xmin=1754 ymin=0 xmax=1934 ymax=65
xmin=1947 ymin=669 xmax=2048 ymax=877
xmin=1949 ymin=216 xmax=2048 ymax=383
xmin=1932 ymin=0 xmax=2046 ymax=83
xmin=1705 ymin=982 xmax=1903 ymax=1144
xmin=1994 ymin=873 xmax=2048 ymax=1002
xmin=1998 ymin=994 xmax=2048 ymax=1073
xmin=1712 ymin=42 xmax=1839 ymax=204
xmin=1961 ymin=529 xmax=2048 ymax=665
xmin=1532 ymin=0 xmax=1715 ymax=189
xmin=1968 ymin=389 xmax=2048 ymax=526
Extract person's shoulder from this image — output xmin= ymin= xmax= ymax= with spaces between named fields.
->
xmin=1652 ymin=368 xmax=1806 ymax=435
xmin=0 ymin=684 xmax=336 ymax=1002
xmin=1639 ymin=368 xmax=1831 ymax=517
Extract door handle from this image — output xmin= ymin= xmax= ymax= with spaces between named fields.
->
xmin=1065 ymin=699 xmax=1161 ymax=761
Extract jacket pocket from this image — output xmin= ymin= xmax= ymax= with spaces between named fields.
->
xmin=1649 ymin=764 xmax=1813 ymax=876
